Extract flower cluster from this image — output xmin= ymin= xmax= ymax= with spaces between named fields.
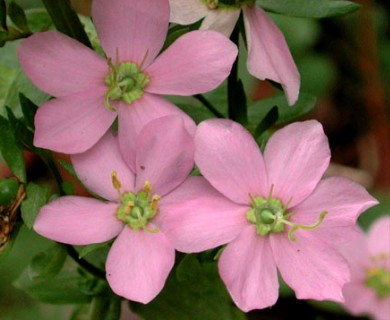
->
xmin=19 ymin=0 xmax=380 ymax=313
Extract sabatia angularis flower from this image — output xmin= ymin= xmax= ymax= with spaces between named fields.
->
xmin=341 ymin=216 xmax=390 ymax=320
xmin=33 ymin=116 xmax=195 ymax=303
xmin=169 ymin=0 xmax=300 ymax=105
xmin=159 ymin=119 xmax=378 ymax=311
xmin=18 ymin=0 xmax=237 ymax=161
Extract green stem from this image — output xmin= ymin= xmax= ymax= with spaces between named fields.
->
xmin=67 ymin=245 xmax=106 ymax=280
xmin=194 ymin=94 xmax=224 ymax=118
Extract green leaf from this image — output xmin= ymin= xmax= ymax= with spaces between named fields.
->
xmin=61 ymin=180 xmax=75 ymax=195
xmin=19 ymin=93 xmax=38 ymax=130
xmin=0 ymin=177 xmax=19 ymax=205
xmin=176 ymin=254 xmax=202 ymax=282
xmin=25 ymin=8 xmax=52 ymax=33
xmin=20 ymin=182 xmax=50 ymax=229
xmin=0 ymin=0 xmax=6 ymax=30
xmin=257 ymin=0 xmax=361 ymax=18
xmin=89 ymin=292 xmax=121 ymax=320
xmin=162 ymin=25 xmax=190 ymax=51
xmin=6 ymin=106 xmax=34 ymax=151
xmin=253 ymin=105 xmax=279 ymax=139
xmin=28 ymin=243 xmax=67 ymax=280
xmin=8 ymin=1 xmax=30 ymax=33
xmin=0 ymin=115 xmax=26 ymax=182
xmin=78 ymin=241 xmax=111 ymax=259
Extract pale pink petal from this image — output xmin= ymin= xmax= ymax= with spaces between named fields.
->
xmin=71 ymin=131 xmax=135 ymax=202
xmin=106 ymin=227 xmax=175 ymax=303
xmin=158 ymin=177 xmax=249 ymax=252
xmin=145 ymin=31 xmax=238 ymax=95
xmin=195 ymin=119 xmax=268 ymax=205
xmin=292 ymin=177 xmax=378 ymax=245
xmin=264 ymin=120 xmax=330 ymax=207
xmin=200 ymin=8 xmax=240 ymax=37
xmin=135 ymin=116 xmax=194 ymax=196
xmin=33 ymin=196 xmax=122 ymax=245
xmin=34 ymin=88 xmax=117 ymax=154
xmin=92 ymin=0 xmax=169 ymax=67
xmin=219 ymin=226 xmax=279 ymax=311
xmin=367 ymin=216 xmax=390 ymax=258
xmin=118 ymin=93 xmax=196 ymax=170
xmin=169 ymin=0 xmax=208 ymax=24
xmin=270 ymin=232 xmax=350 ymax=302
xmin=243 ymin=5 xmax=300 ymax=105
xmin=18 ymin=31 xmax=107 ymax=97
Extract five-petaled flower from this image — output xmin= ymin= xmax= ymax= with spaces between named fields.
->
xmin=33 ymin=116 xmax=195 ymax=303
xmin=159 ymin=119 xmax=378 ymax=311
xmin=169 ymin=0 xmax=300 ymax=105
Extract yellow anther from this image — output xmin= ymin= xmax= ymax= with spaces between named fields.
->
xmin=111 ymin=171 xmax=122 ymax=191
xmin=143 ymin=181 xmax=152 ymax=194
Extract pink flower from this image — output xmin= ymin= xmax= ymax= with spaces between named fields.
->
xmin=342 ymin=216 xmax=390 ymax=320
xmin=159 ymin=119 xmax=378 ymax=311
xmin=33 ymin=116 xmax=195 ymax=303
xmin=169 ymin=0 xmax=300 ymax=105
xmin=18 ymin=0 xmax=237 ymax=158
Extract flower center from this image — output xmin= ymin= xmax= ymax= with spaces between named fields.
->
xmin=104 ymin=60 xmax=149 ymax=111
xmin=246 ymin=188 xmax=327 ymax=241
xmin=365 ymin=253 xmax=390 ymax=299
xmin=203 ymin=0 xmax=254 ymax=10
xmin=112 ymin=172 xmax=160 ymax=233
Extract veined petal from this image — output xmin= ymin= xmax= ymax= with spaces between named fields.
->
xmin=135 ymin=116 xmax=194 ymax=197
xmin=367 ymin=216 xmax=390 ymax=259
xmin=292 ymin=177 xmax=378 ymax=245
xmin=271 ymin=232 xmax=350 ymax=302
xmin=145 ymin=31 xmax=237 ymax=95
xmin=264 ymin=120 xmax=330 ymax=207
xmin=158 ymin=177 xmax=248 ymax=252
xmin=195 ymin=119 xmax=268 ymax=205
xmin=118 ymin=93 xmax=196 ymax=171
xmin=106 ymin=227 xmax=175 ymax=303
xmin=33 ymin=196 xmax=122 ymax=245
xmin=169 ymin=0 xmax=208 ymax=25
xmin=200 ymin=8 xmax=240 ymax=37
xmin=92 ymin=0 xmax=169 ymax=67
xmin=243 ymin=5 xmax=300 ymax=105
xmin=71 ymin=131 xmax=135 ymax=202
xmin=219 ymin=226 xmax=279 ymax=312
xmin=33 ymin=88 xmax=117 ymax=154
xmin=18 ymin=31 xmax=107 ymax=97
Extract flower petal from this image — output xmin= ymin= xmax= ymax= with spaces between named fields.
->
xmin=264 ymin=120 xmax=330 ymax=207
xmin=243 ymin=5 xmax=300 ymax=105
xmin=118 ymin=93 xmax=196 ymax=170
xmin=367 ymin=216 xmax=390 ymax=258
xmin=270 ymin=232 xmax=350 ymax=302
xmin=34 ymin=196 xmax=122 ymax=245
xmin=195 ymin=119 xmax=268 ymax=205
xmin=200 ymin=8 xmax=240 ymax=37
xmin=33 ymin=88 xmax=116 ymax=154
xmin=135 ymin=116 xmax=194 ymax=196
xmin=292 ymin=177 xmax=378 ymax=245
xmin=219 ymin=226 xmax=279 ymax=311
xmin=72 ymin=131 xmax=135 ymax=202
xmin=158 ymin=176 xmax=248 ymax=252
xmin=145 ymin=30 xmax=237 ymax=95
xmin=106 ymin=227 xmax=175 ymax=303
xmin=169 ymin=0 xmax=208 ymax=25
xmin=92 ymin=0 xmax=169 ymax=67
xmin=18 ymin=31 xmax=107 ymax=97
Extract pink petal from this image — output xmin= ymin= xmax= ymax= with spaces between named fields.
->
xmin=169 ymin=0 xmax=208 ymax=25
xmin=106 ymin=227 xmax=175 ymax=303
xmin=367 ymin=216 xmax=390 ymax=258
xmin=291 ymin=177 xmax=378 ymax=245
xmin=195 ymin=119 xmax=268 ymax=205
xmin=34 ymin=88 xmax=117 ymax=154
xmin=33 ymin=196 xmax=122 ymax=245
xmin=200 ymin=8 xmax=240 ymax=37
xmin=243 ymin=5 xmax=300 ymax=105
xmin=71 ymin=131 xmax=135 ymax=202
xmin=158 ymin=177 xmax=249 ymax=252
xmin=219 ymin=226 xmax=279 ymax=311
xmin=118 ymin=93 xmax=196 ymax=170
xmin=135 ymin=116 xmax=194 ymax=196
xmin=18 ymin=31 xmax=107 ymax=97
xmin=270 ymin=232 xmax=350 ymax=302
xmin=264 ymin=120 xmax=330 ymax=207
xmin=145 ymin=30 xmax=238 ymax=95
xmin=92 ymin=0 xmax=169 ymax=67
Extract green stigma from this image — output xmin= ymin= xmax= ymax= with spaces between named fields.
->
xmin=104 ymin=60 xmax=149 ymax=111
xmin=366 ymin=254 xmax=390 ymax=299
xmin=246 ymin=187 xmax=327 ymax=241
xmin=112 ymin=172 xmax=160 ymax=233
xmin=203 ymin=0 xmax=254 ymax=10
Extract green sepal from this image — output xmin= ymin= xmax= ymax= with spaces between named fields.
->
xmin=8 ymin=1 xmax=30 ymax=33
xmin=162 ymin=25 xmax=190 ymax=52
xmin=19 ymin=93 xmax=38 ymax=131
xmin=0 ymin=178 xmax=19 ymax=205
xmin=88 ymin=290 xmax=122 ymax=320
xmin=78 ymin=241 xmax=112 ymax=260
xmin=253 ymin=105 xmax=279 ymax=139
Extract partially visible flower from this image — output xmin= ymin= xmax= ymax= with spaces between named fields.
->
xmin=342 ymin=216 xmax=390 ymax=320
xmin=159 ymin=119 xmax=378 ymax=311
xmin=169 ymin=0 xmax=300 ymax=105
xmin=33 ymin=116 xmax=195 ymax=303
xmin=19 ymin=0 xmax=237 ymax=160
